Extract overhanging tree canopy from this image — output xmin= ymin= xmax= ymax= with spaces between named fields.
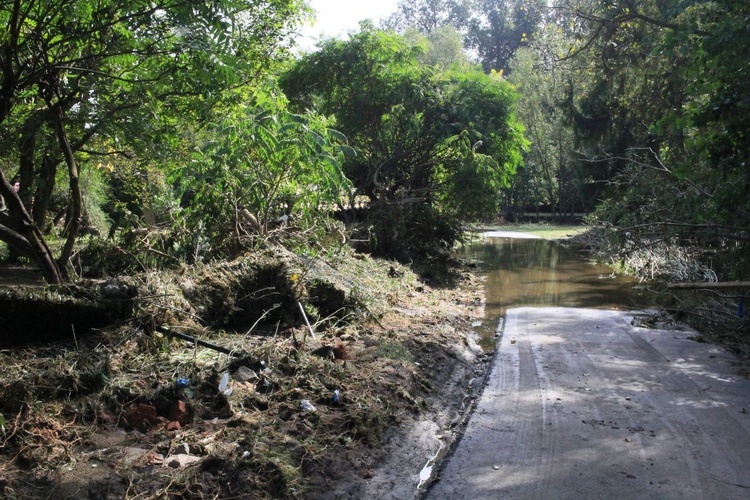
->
xmin=0 ymin=0 xmax=307 ymax=283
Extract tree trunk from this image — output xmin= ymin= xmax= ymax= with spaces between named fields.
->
xmin=18 ymin=118 xmax=37 ymax=212
xmin=0 ymin=170 xmax=62 ymax=284
xmin=32 ymin=155 xmax=57 ymax=231
xmin=49 ymin=104 xmax=82 ymax=274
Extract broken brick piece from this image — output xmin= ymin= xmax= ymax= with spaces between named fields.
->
xmin=126 ymin=404 xmax=158 ymax=432
xmin=169 ymin=400 xmax=190 ymax=425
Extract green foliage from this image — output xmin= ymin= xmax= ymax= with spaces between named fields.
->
xmin=0 ymin=0 xmax=309 ymax=282
xmin=281 ymin=26 xmax=527 ymax=261
xmin=386 ymin=0 xmax=543 ymax=73
xmin=172 ymin=84 xmax=353 ymax=261
xmin=375 ymin=341 xmax=414 ymax=363
xmin=542 ymin=0 xmax=750 ymax=280
xmin=77 ymin=164 xmax=112 ymax=237
xmin=508 ymin=45 xmax=579 ymax=217
xmin=389 ymin=0 xmax=749 ymax=281
xmin=404 ymin=25 xmax=471 ymax=69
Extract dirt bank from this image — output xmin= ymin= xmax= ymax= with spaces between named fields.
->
xmin=0 ymin=247 xmax=488 ymax=498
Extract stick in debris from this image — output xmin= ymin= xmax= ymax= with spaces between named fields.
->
xmin=298 ymin=301 xmax=316 ymax=340
xmin=71 ymin=324 xmax=79 ymax=351
xmin=156 ymin=326 xmax=239 ymax=357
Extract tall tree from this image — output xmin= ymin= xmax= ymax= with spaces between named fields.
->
xmin=508 ymin=45 xmax=578 ymax=218
xmin=0 ymin=0 xmax=307 ymax=283
xmin=542 ymin=0 xmax=750 ymax=277
xmin=465 ymin=0 xmax=543 ymax=73
xmin=281 ymin=25 xmax=526 ymax=260
xmin=386 ymin=0 xmax=545 ymax=74
xmin=383 ymin=0 xmax=471 ymax=33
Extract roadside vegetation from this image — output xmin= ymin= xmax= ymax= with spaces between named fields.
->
xmin=0 ymin=0 xmax=748 ymax=498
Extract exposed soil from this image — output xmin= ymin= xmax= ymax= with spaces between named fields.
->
xmin=0 ymin=248 xmax=488 ymax=499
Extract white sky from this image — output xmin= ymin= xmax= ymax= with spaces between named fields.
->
xmin=295 ymin=0 xmax=400 ymax=51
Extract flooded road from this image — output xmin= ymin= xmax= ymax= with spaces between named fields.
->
xmin=425 ymin=232 xmax=750 ymax=499
xmin=463 ymin=233 xmax=651 ymax=349
xmin=427 ymin=307 xmax=750 ymax=500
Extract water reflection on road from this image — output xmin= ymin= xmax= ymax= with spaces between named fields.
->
xmin=463 ymin=234 xmax=651 ymax=349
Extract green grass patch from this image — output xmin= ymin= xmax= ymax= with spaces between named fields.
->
xmin=470 ymin=223 xmax=587 ymax=240
xmin=375 ymin=341 xmax=414 ymax=363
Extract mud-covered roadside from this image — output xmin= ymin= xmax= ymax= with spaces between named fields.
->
xmin=0 ymin=246 xmax=489 ymax=499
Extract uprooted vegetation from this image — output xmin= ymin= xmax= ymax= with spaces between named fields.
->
xmin=572 ymin=224 xmax=750 ymax=360
xmin=0 ymin=246 xmax=485 ymax=498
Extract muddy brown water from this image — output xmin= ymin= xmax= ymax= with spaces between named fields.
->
xmin=462 ymin=233 xmax=653 ymax=350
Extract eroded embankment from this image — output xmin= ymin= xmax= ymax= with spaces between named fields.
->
xmin=0 ymin=246 xmax=487 ymax=499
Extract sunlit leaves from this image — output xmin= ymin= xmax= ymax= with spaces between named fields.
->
xmin=0 ymin=0 xmax=310 ymax=279
xmin=280 ymin=25 xmax=527 ymax=260
xmin=175 ymin=84 xmax=354 ymax=253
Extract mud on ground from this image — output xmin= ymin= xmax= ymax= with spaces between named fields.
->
xmin=0 ymin=247 xmax=488 ymax=499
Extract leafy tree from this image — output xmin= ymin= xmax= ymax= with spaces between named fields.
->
xmin=173 ymin=83 xmax=354 ymax=261
xmin=280 ymin=26 xmax=435 ymax=204
xmin=464 ymin=0 xmax=543 ymax=73
xmin=0 ymin=0 xmax=307 ymax=283
xmin=281 ymin=26 xmax=526 ymax=261
xmin=533 ymin=0 xmax=750 ymax=277
xmin=386 ymin=0 xmax=544 ymax=74
xmin=383 ymin=0 xmax=471 ymax=33
xmin=404 ymin=25 xmax=472 ymax=69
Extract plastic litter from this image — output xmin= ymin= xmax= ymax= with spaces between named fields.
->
xmin=176 ymin=378 xmax=190 ymax=388
xmin=218 ymin=372 xmax=233 ymax=396
xmin=300 ymin=399 xmax=317 ymax=412
xmin=332 ymin=389 xmax=340 ymax=404
xmin=233 ymin=366 xmax=259 ymax=382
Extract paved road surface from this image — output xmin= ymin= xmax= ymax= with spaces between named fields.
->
xmin=427 ymin=307 xmax=750 ymax=499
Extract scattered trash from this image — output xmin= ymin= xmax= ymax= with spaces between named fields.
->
xmin=300 ymin=400 xmax=317 ymax=412
xmin=146 ymin=450 xmax=164 ymax=466
xmin=493 ymin=464 xmax=500 ymax=470
xmin=332 ymin=390 xmax=340 ymax=404
xmin=234 ymin=366 xmax=259 ymax=382
xmin=298 ymin=301 xmax=316 ymax=341
xmin=165 ymin=454 xmax=201 ymax=468
xmin=471 ymin=321 xmax=482 ymax=327
xmin=218 ymin=372 xmax=233 ymax=396
xmin=176 ymin=378 xmax=190 ymax=388
xmin=418 ymin=462 xmax=434 ymax=488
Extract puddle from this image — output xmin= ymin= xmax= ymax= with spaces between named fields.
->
xmin=463 ymin=233 xmax=652 ymax=350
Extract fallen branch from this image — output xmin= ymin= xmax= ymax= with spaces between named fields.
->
xmin=156 ymin=325 xmax=240 ymax=356
xmin=667 ymin=281 xmax=750 ymax=290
